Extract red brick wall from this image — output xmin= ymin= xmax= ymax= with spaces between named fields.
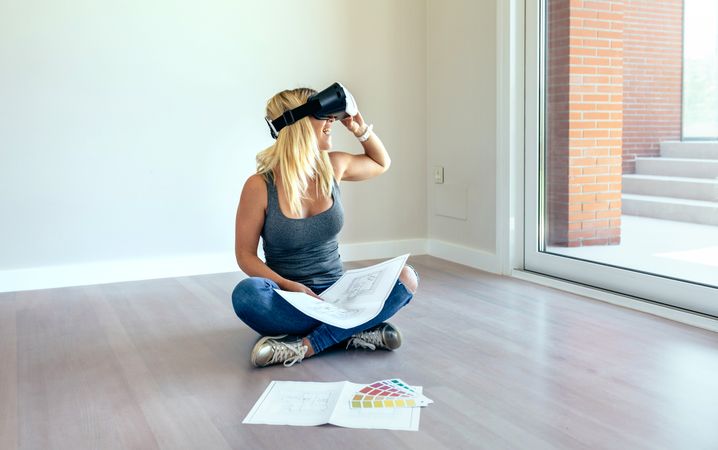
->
xmin=547 ymin=0 xmax=623 ymax=247
xmin=622 ymin=0 xmax=683 ymax=173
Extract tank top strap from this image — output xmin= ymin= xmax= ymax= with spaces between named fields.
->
xmin=264 ymin=172 xmax=279 ymax=211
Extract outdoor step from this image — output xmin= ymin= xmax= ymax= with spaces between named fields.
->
xmin=622 ymin=174 xmax=718 ymax=201
xmin=660 ymin=141 xmax=718 ymax=159
xmin=622 ymin=194 xmax=718 ymax=226
xmin=635 ymin=157 xmax=718 ymax=179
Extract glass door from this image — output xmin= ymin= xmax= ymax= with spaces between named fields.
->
xmin=524 ymin=0 xmax=718 ymax=317
xmin=683 ymin=0 xmax=718 ymax=139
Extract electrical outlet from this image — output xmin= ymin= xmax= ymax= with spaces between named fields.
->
xmin=434 ymin=166 xmax=444 ymax=184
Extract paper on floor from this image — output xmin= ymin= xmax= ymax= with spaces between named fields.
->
xmin=243 ymin=380 xmax=424 ymax=431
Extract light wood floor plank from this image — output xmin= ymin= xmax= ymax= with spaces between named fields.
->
xmin=0 ymin=292 xmax=18 ymax=450
xmin=14 ymin=287 xmax=158 ymax=450
xmin=1 ymin=256 xmax=717 ymax=449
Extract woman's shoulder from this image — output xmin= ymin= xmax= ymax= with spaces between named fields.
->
xmin=241 ymin=173 xmax=269 ymax=202
xmin=245 ymin=172 xmax=268 ymax=187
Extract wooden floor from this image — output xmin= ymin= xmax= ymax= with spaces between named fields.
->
xmin=1 ymin=255 xmax=717 ymax=449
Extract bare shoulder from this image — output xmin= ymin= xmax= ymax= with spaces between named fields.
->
xmin=240 ymin=173 xmax=268 ymax=209
xmin=244 ymin=173 xmax=267 ymax=191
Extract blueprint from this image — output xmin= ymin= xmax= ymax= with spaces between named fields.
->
xmin=274 ymin=253 xmax=409 ymax=329
xmin=243 ymin=380 xmax=422 ymax=431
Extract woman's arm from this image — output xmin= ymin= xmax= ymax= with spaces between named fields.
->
xmin=329 ymin=112 xmax=391 ymax=182
xmin=235 ymin=174 xmax=320 ymax=297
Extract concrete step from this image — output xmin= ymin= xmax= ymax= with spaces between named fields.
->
xmin=635 ymin=157 xmax=718 ymax=179
xmin=622 ymin=174 xmax=718 ymax=201
xmin=660 ymin=141 xmax=718 ymax=159
xmin=622 ymin=194 xmax=718 ymax=226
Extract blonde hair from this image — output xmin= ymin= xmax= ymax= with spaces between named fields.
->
xmin=257 ymin=88 xmax=334 ymax=216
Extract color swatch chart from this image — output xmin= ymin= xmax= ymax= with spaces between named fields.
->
xmin=350 ymin=379 xmax=433 ymax=409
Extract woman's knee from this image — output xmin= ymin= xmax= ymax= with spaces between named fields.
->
xmin=398 ymin=265 xmax=419 ymax=294
xmin=231 ymin=277 xmax=275 ymax=318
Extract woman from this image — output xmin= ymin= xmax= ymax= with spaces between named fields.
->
xmin=232 ymin=86 xmax=418 ymax=368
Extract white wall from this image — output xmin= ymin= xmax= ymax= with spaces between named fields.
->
xmin=0 ymin=0 xmax=427 ymax=289
xmin=426 ymin=0 xmax=498 ymax=270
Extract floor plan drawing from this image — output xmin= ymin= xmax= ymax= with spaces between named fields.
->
xmin=282 ymin=392 xmax=332 ymax=413
xmin=243 ymin=380 xmax=423 ymax=431
xmin=274 ymin=254 xmax=409 ymax=328
xmin=343 ymin=270 xmax=383 ymax=301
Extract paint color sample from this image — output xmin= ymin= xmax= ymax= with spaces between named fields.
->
xmin=349 ymin=379 xmax=433 ymax=409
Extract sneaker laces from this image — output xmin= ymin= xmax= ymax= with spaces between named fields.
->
xmin=267 ymin=339 xmax=308 ymax=367
xmin=346 ymin=328 xmax=384 ymax=351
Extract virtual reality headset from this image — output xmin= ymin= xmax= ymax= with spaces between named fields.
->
xmin=265 ymin=82 xmax=358 ymax=139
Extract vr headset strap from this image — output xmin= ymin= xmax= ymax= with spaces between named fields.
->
xmin=266 ymin=100 xmax=320 ymax=139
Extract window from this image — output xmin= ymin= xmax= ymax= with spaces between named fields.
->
xmin=684 ymin=0 xmax=718 ymax=139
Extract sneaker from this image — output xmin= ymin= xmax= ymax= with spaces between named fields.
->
xmin=406 ymin=264 xmax=420 ymax=284
xmin=346 ymin=322 xmax=402 ymax=351
xmin=251 ymin=335 xmax=308 ymax=367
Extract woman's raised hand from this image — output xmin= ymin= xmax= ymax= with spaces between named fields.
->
xmin=341 ymin=111 xmax=367 ymax=137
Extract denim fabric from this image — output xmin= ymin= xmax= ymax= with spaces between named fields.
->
xmin=231 ymin=277 xmax=414 ymax=354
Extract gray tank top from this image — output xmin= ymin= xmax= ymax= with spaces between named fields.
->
xmin=261 ymin=173 xmax=344 ymax=286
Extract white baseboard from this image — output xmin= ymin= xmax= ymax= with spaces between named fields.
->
xmin=0 ymin=239 xmax=430 ymax=293
xmin=339 ymin=239 xmax=428 ymax=262
xmin=0 ymin=238 xmax=500 ymax=293
xmin=512 ymin=269 xmax=718 ymax=333
xmin=427 ymin=239 xmax=500 ymax=274
xmin=0 ymin=253 xmax=238 ymax=293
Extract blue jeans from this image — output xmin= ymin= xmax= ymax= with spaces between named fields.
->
xmin=231 ymin=277 xmax=414 ymax=354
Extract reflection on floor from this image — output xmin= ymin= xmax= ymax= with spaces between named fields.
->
xmin=548 ymin=215 xmax=718 ymax=286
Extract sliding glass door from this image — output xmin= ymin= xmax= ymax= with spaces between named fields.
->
xmin=683 ymin=0 xmax=718 ymax=139
xmin=524 ymin=0 xmax=718 ymax=317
